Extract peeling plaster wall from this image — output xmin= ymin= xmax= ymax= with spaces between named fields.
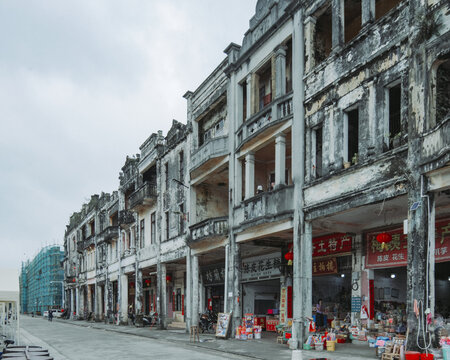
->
xmin=195 ymin=184 xmax=228 ymax=222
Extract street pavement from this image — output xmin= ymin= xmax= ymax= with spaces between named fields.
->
xmin=18 ymin=315 xmax=376 ymax=360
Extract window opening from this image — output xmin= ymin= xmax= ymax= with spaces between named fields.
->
xmin=179 ymin=203 xmax=184 ymax=235
xmin=140 ymin=219 xmax=145 ymax=249
xmin=150 ymin=212 xmax=156 ymax=244
xmin=314 ymin=126 xmax=323 ymax=177
xmin=436 ymin=59 xmax=450 ymax=125
xmin=375 ymin=0 xmax=401 ymax=20
xmin=344 ymin=0 xmax=362 ymax=43
xmin=314 ymin=5 xmax=332 ymax=64
xmin=165 ymin=211 xmax=169 ymax=241
xmin=179 ymin=151 xmax=184 ymax=181
xmin=165 ymin=163 xmax=169 ymax=190
xmin=242 ymin=82 xmax=247 ymax=122
xmin=388 ymin=84 xmax=401 ymax=149
xmin=285 ymin=39 xmax=293 ymax=92
xmin=346 ymin=108 xmax=359 ymax=164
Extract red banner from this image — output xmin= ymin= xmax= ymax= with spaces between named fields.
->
xmin=313 ymin=257 xmax=337 ymax=275
xmin=366 ymin=219 xmax=450 ymax=268
xmin=312 ymin=233 xmax=353 ymax=257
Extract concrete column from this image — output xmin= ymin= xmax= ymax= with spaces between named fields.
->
xmin=275 ymin=45 xmax=287 ymax=98
xmin=246 ymin=74 xmax=252 ymax=119
xmin=192 ymin=256 xmax=199 ymax=328
xmin=304 ymin=17 xmax=316 ymax=73
xmin=231 ymin=242 xmax=241 ymax=331
xmin=275 ymin=133 xmax=286 ymax=187
xmin=245 ymin=153 xmax=255 ymax=199
xmin=235 ymin=158 xmax=243 ymax=206
xmin=135 ymin=268 xmax=143 ymax=316
xmin=120 ymin=274 xmax=128 ymax=324
xmin=429 ymin=193 xmax=435 ymax=318
xmin=87 ymin=285 xmax=92 ymax=312
xmin=104 ymin=280 xmax=109 ymax=319
xmin=185 ymin=249 xmax=192 ymax=329
xmin=70 ymin=289 xmax=75 ymax=319
xmin=157 ymin=262 xmax=167 ymax=329
xmin=75 ymin=287 xmax=80 ymax=318
xmin=361 ymin=0 xmax=375 ymax=26
xmin=351 ymin=234 xmax=363 ymax=324
xmin=291 ymin=5 xmax=306 ymax=347
xmin=332 ymin=0 xmax=344 ymax=51
xmin=96 ymin=284 xmax=103 ymax=320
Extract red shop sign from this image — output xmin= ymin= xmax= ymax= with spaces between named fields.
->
xmin=313 ymin=257 xmax=338 ymax=275
xmin=312 ymin=233 xmax=353 ymax=258
xmin=366 ymin=218 xmax=450 ymax=269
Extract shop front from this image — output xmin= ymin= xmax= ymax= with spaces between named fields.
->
xmin=241 ymin=252 xmax=283 ymax=332
xmin=202 ymin=263 xmax=225 ymax=314
xmin=366 ymin=218 xmax=450 ymax=329
xmin=311 ymin=233 xmax=353 ymax=327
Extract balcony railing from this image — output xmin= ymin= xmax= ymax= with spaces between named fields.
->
xmin=241 ymin=185 xmax=294 ymax=223
xmin=128 ymin=182 xmax=157 ymax=210
xmin=188 ymin=216 xmax=228 ymax=244
xmin=119 ymin=210 xmax=135 ymax=225
xmin=237 ymin=92 xmax=293 ymax=148
xmin=100 ymin=225 xmax=119 ymax=242
xmin=190 ymin=136 xmax=229 ymax=172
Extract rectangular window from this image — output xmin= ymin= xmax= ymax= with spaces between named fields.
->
xmin=179 ymin=151 xmax=184 ymax=181
xmin=344 ymin=108 xmax=359 ymax=164
xmin=165 ymin=162 xmax=169 ymax=190
xmin=388 ymin=84 xmax=401 ymax=149
xmin=165 ymin=211 xmax=169 ymax=241
xmin=151 ymin=212 xmax=156 ymax=244
xmin=179 ymin=203 xmax=184 ymax=235
xmin=313 ymin=126 xmax=323 ymax=178
xmin=242 ymin=82 xmax=247 ymax=122
xmin=140 ymin=219 xmax=145 ymax=248
xmin=344 ymin=0 xmax=362 ymax=43
xmin=375 ymin=0 xmax=401 ymax=20
xmin=314 ymin=5 xmax=332 ymax=65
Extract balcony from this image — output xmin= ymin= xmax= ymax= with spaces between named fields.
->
xmin=190 ymin=136 xmax=229 ymax=174
xmin=119 ymin=210 xmax=135 ymax=225
xmin=188 ymin=216 xmax=228 ymax=245
xmin=421 ymin=117 xmax=450 ymax=169
xmin=235 ymin=185 xmax=294 ymax=226
xmin=237 ymin=92 xmax=293 ymax=149
xmin=100 ymin=226 xmax=119 ymax=243
xmin=128 ymin=182 xmax=157 ymax=210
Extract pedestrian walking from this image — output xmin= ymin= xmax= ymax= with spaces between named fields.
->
xmin=48 ymin=309 xmax=53 ymax=322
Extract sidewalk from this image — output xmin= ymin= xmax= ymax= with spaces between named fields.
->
xmin=53 ymin=317 xmax=376 ymax=360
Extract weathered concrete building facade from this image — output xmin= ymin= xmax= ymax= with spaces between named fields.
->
xmin=64 ymin=0 xmax=449 ymax=350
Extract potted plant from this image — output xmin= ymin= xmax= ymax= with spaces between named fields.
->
xmin=351 ymin=153 xmax=359 ymax=165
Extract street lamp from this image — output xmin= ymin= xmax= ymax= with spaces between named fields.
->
xmin=50 ymin=281 xmax=65 ymax=309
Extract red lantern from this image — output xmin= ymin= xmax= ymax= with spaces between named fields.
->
xmin=144 ymin=279 xmax=151 ymax=286
xmin=130 ymin=282 xmax=135 ymax=288
xmin=284 ymin=251 xmax=293 ymax=266
xmin=376 ymin=232 xmax=392 ymax=243
xmin=166 ymin=275 xmax=172 ymax=283
xmin=376 ymin=232 xmax=392 ymax=250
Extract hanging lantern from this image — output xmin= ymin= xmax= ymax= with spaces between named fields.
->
xmin=376 ymin=232 xmax=392 ymax=250
xmin=166 ymin=275 xmax=172 ymax=283
xmin=129 ymin=282 xmax=135 ymax=288
xmin=144 ymin=279 xmax=151 ymax=286
xmin=284 ymin=251 xmax=294 ymax=266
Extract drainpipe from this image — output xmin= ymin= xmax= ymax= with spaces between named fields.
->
xmin=224 ymin=244 xmax=229 ymax=313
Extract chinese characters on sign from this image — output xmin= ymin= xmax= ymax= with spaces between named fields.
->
xmin=312 ymin=257 xmax=337 ymax=275
xmin=202 ymin=265 xmax=226 ymax=285
xmin=366 ymin=219 xmax=450 ymax=268
xmin=241 ymin=252 xmax=281 ymax=281
xmin=312 ymin=233 xmax=353 ymax=258
xmin=280 ymin=287 xmax=287 ymax=324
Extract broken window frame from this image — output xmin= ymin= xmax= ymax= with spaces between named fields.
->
xmin=431 ymin=57 xmax=450 ymax=128
xmin=313 ymin=4 xmax=333 ymax=66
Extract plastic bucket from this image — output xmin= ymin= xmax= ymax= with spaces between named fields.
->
xmin=327 ymin=340 xmax=336 ymax=351
xmin=303 ymin=344 xmax=312 ymax=350
xmin=315 ymin=342 xmax=324 ymax=351
xmin=405 ymin=351 xmax=421 ymax=360
xmin=420 ymin=354 xmax=434 ymax=360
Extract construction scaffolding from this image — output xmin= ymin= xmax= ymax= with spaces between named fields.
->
xmin=20 ymin=245 xmax=64 ymax=315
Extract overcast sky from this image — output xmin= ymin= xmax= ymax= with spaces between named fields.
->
xmin=0 ymin=0 xmax=257 ymax=270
